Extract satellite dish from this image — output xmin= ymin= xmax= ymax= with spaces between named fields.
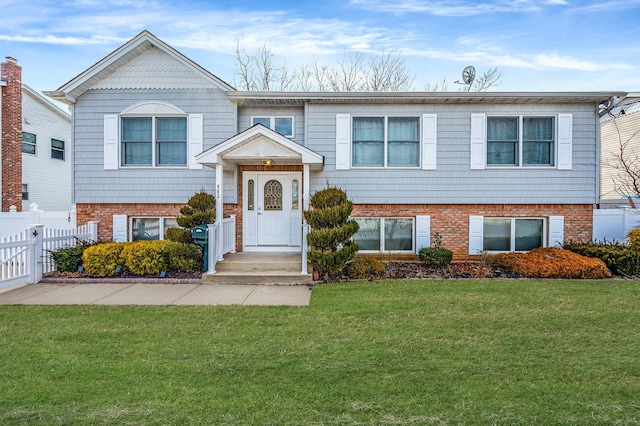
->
xmin=462 ymin=66 xmax=476 ymax=85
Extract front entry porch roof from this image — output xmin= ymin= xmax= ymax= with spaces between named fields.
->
xmin=196 ymin=124 xmax=324 ymax=170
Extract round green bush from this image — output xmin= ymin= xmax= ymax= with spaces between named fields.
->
xmin=82 ymin=242 xmax=128 ymax=276
xmin=165 ymin=227 xmax=194 ymax=244
xmin=346 ymin=257 xmax=388 ymax=280
xmin=418 ymin=246 xmax=453 ymax=269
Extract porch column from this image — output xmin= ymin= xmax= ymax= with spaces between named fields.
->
xmin=215 ymin=164 xmax=224 ymax=261
xmin=301 ymin=164 xmax=310 ymax=275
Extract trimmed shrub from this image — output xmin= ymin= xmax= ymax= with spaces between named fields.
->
xmin=121 ymin=240 xmax=203 ymax=275
xmin=82 ymin=242 xmax=128 ymax=277
xmin=563 ymin=240 xmax=640 ymax=275
xmin=177 ymin=191 xmax=216 ymax=229
xmin=50 ymin=239 xmax=99 ymax=272
xmin=121 ymin=241 xmax=169 ymax=275
xmin=81 ymin=241 xmax=202 ymax=276
xmin=304 ymin=186 xmax=359 ymax=277
xmin=419 ymin=246 xmax=453 ymax=269
xmin=165 ymin=227 xmax=194 ymax=244
xmin=627 ymin=228 xmax=640 ymax=249
xmin=346 ymin=257 xmax=388 ymax=280
xmin=163 ymin=241 xmax=202 ymax=272
xmin=490 ymin=247 xmax=610 ymax=279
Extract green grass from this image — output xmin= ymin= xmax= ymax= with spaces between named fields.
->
xmin=1 ymin=279 xmax=639 ymax=425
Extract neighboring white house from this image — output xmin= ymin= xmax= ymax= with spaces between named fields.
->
xmin=21 ymin=84 xmax=72 ymax=211
xmin=600 ymin=93 xmax=640 ymax=207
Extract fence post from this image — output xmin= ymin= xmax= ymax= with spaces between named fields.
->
xmin=88 ymin=221 xmax=99 ymax=241
xmin=301 ymin=221 xmax=309 ymax=275
xmin=27 ymin=224 xmax=44 ymax=284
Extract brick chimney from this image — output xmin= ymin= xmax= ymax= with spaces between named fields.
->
xmin=1 ymin=56 xmax=23 ymax=212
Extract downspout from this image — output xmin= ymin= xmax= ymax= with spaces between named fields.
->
xmin=595 ymin=101 xmax=601 ymax=209
xmin=70 ymin=102 xmax=76 ymax=205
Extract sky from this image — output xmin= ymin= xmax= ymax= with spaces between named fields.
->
xmin=2 ymin=0 xmax=640 ymax=96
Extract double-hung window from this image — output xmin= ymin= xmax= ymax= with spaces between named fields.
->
xmin=121 ymin=116 xmax=187 ymax=167
xmin=22 ymin=132 xmax=36 ymax=155
xmin=487 ymin=116 xmax=555 ymax=167
xmin=352 ymin=217 xmax=414 ymax=252
xmin=252 ymin=116 xmax=294 ymax=137
xmin=352 ymin=116 xmax=419 ymax=167
xmin=51 ymin=139 xmax=65 ymax=160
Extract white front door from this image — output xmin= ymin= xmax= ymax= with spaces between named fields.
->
xmin=244 ymin=172 xmax=302 ymax=251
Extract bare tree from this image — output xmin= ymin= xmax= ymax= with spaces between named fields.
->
xmin=470 ymin=67 xmax=503 ymax=92
xmin=364 ymin=51 xmax=414 ymax=91
xmin=234 ymin=42 xmax=415 ymax=92
xmin=424 ymin=67 xmax=503 ymax=92
xmin=233 ymin=41 xmax=502 ymax=92
xmin=424 ymin=78 xmax=449 ymax=92
xmin=233 ymin=41 xmax=295 ymax=91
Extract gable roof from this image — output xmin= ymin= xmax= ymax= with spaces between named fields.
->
xmin=45 ymin=30 xmax=235 ymax=103
xmin=196 ymin=124 xmax=324 ymax=170
xmin=23 ymin=84 xmax=70 ymax=122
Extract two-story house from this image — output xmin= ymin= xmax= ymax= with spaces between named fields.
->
xmin=45 ymin=31 xmax=626 ymax=260
xmin=1 ymin=57 xmax=72 ymax=213
xmin=21 ymin=84 xmax=72 ymax=211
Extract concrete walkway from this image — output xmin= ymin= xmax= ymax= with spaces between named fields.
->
xmin=0 ymin=283 xmax=313 ymax=306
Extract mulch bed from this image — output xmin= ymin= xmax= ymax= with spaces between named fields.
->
xmin=44 ymin=261 xmax=506 ymax=283
xmin=323 ymin=261 xmax=518 ymax=282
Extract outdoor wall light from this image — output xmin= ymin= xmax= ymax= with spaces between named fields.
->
xmin=262 ymin=159 xmax=273 ymax=166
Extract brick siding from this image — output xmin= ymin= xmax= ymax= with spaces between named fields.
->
xmin=352 ymin=203 xmax=593 ymax=260
xmin=78 ymin=198 xmax=592 ymax=261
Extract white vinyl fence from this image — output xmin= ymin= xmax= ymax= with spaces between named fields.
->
xmin=0 ymin=221 xmax=98 ymax=290
xmin=0 ymin=203 xmax=76 ymax=238
xmin=593 ymin=208 xmax=640 ymax=242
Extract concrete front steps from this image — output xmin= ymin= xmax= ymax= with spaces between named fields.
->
xmin=202 ymin=252 xmax=313 ymax=286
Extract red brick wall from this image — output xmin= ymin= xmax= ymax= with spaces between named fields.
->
xmin=77 ymin=191 xmax=592 ymax=260
xmin=77 ymin=203 xmax=185 ymax=241
xmin=352 ymin=203 xmax=593 ymax=260
xmin=1 ymin=57 xmax=22 ymax=211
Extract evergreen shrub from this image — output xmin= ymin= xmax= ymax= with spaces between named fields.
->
xmin=418 ymin=247 xmax=453 ymax=269
xmin=82 ymin=242 xmax=128 ymax=276
xmin=176 ymin=191 xmax=216 ymax=229
xmin=165 ymin=227 xmax=194 ymax=244
xmin=627 ymin=228 xmax=640 ymax=248
xmin=490 ymin=247 xmax=610 ymax=279
xmin=81 ymin=241 xmax=202 ymax=276
xmin=346 ymin=257 xmax=387 ymax=280
xmin=50 ymin=239 xmax=99 ymax=272
xmin=304 ymin=186 xmax=359 ymax=278
xmin=563 ymin=240 xmax=640 ymax=275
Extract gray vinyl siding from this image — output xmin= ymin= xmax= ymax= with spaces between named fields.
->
xmin=306 ymin=103 xmax=599 ymax=204
xmin=237 ymin=106 xmax=305 ymax=144
xmin=73 ymin=89 xmax=237 ymax=204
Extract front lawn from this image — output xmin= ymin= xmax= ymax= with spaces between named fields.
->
xmin=1 ymin=279 xmax=639 ymax=425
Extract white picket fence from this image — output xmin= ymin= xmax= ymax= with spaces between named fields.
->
xmin=0 ymin=221 xmax=98 ymax=290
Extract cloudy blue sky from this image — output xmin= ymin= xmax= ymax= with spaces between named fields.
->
xmin=2 ymin=0 xmax=639 ymax=94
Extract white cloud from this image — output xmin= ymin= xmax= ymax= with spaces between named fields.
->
xmin=0 ymin=34 xmax=123 ymax=45
xmin=348 ymin=0 xmax=542 ymax=16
